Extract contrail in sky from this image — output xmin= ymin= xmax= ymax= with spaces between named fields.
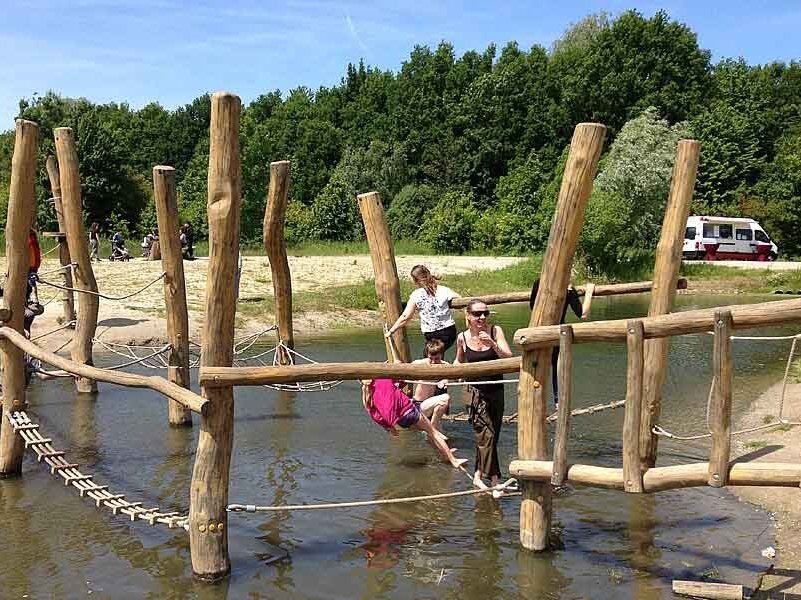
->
xmin=346 ymin=15 xmax=368 ymax=53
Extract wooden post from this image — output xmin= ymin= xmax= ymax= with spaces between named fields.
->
xmin=357 ymin=191 xmax=411 ymax=363
xmin=551 ymin=325 xmax=573 ymax=486
xmin=263 ymin=160 xmax=293 ymax=365
xmin=189 ymin=92 xmax=241 ymax=580
xmin=518 ymin=122 xmax=606 ymax=551
xmin=623 ymin=320 xmax=644 ymax=493
xmin=0 ymin=119 xmax=38 ymax=476
xmin=708 ymin=309 xmax=733 ymax=487
xmin=640 ymin=140 xmax=700 ymax=468
xmin=45 ymin=156 xmax=76 ymax=325
xmin=153 ymin=166 xmax=192 ymax=428
xmin=54 ymin=127 xmax=99 ymax=393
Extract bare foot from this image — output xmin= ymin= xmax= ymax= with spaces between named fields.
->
xmin=491 ymin=489 xmax=505 ymax=499
xmin=473 ymin=475 xmax=489 ymax=490
xmin=451 ymin=457 xmax=468 ymax=470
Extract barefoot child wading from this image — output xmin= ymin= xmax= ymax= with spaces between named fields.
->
xmin=361 ymin=378 xmax=467 ymax=470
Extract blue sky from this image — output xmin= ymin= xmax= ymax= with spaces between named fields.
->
xmin=1 ymin=0 xmax=799 ymax=127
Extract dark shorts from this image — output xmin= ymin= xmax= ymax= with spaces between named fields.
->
xmin=422 ymin=324 xmax=457 ymax=356
xmin=397 ymin=404 xmax=421 ymax=429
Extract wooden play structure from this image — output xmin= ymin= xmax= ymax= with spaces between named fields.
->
xmin=2 ymin=94 xmax=801 ymax=582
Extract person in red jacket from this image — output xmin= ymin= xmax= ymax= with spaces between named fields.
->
xmin=27 ymin=228 xmax=41 ymax=304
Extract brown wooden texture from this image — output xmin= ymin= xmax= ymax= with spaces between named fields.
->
xmin=189 ymin=92 xmax=241 ymax=580
xmin=623 ymin=320 xmax=644 ymax=493
xmin=518 ymin=122 xmax=606 ymax=551
xmin=641 ymin=140 xmax=700 ymax=468
xmin=263 ymin=160 xmax=293 ymax=364
xmin=357 ymin=191 xmax=411 ymax=363
xmin=509 ymin=460 xmax=801 ymax=492
xmin=153 ymin=166 xmax=192 ymax=427
xmin=708 ymin=309 xmax=733 ymax=487
xmin=54 ymin=127 xmax=99 ymax=393
xmin=449 ymin=279 xmax=684 ymax=309
xmin=0 ymin=326 xmax=206 ymax=414
xmin=201 ymin=356 xmax=521 ymax=387
xmin=672 ymin=580 xmax=743 ymax=599
xmin=0 ymin=120 xmax=38 ymax=476
xmin=515 ymin=297 xmax=801 ymax=349
xmin=551 ymin=325 xmax=573 ymax=486
xmin=45 ymin=155 xmax=76 ymax=324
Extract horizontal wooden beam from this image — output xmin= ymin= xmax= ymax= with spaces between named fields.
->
xmin=0 ymin=327 xmax=207 ymax=415
xmin=514 ymin=297 xmax=801 ymax=349
xmin=509 ymin=459 xmax=801 ymax=492
xmin=200 ymin=357 xmax=521 ymax=388
xmin=449 ymin=279 xmax=686 ymax=309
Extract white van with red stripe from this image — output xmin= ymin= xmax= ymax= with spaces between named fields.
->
xmin=683 ymin=216 xmax=778 ymax=261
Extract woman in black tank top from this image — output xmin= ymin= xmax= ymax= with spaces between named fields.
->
xmin=455 ymin=300 xmax=513 ymax=491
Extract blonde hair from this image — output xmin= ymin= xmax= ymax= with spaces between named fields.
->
xmin=411 ymin=265 xmax=439 ymax=297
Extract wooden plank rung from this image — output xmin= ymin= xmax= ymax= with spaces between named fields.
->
xmin=64 ymin=474 xmax=92 ymax=485
xmin=98 ymin=494 xmax=125 ymax=507
xmin=37 ymin=450 xmax=65 ymax=462
xmin=79 ymin=484 xmax=109 ymax=497
xmin=13 ymin=423 xmax=39 ymax=431
xmin=51 ymin=463 xmax=79 ymax=474
xmin=26 ymin=438 xmax=52 ymax=448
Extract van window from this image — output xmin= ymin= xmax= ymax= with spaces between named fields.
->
xmin=736 ymin=228 xmax=753 ymax=241
xmin=718 ymin=224 xmax=733 ymax=239
xmin=702 ymin=223 xmax=716 ymax=238
xmin=755 ymin=230 xmax=770 ymax=243
xmin=685 ymin=227 xmax=696 ymax=240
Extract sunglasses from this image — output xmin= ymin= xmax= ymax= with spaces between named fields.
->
xmin=469 ymin=310 xmax=490 ymax=317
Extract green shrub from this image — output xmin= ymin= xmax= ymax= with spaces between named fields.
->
xmin=420 ymin=190 xmax=478 ymax=253
xmin=386 ymin=183 xmax=439 ymax=239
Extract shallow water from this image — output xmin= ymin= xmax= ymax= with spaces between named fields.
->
xmin=0 ymin=294 xmax=794 ymax=598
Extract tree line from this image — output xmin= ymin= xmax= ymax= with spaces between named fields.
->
xmin=1 ymin=10 xmax=800 ymax=275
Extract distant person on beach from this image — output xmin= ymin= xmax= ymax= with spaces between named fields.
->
xmin=28 ymin=228 xmax=41 ymax=304
xmin=454 ymin=299 xmax=513 ymax=494
xmin=180 ymin=222 xmax=195 ymax=260
xmin=361 ymin=378 xmax=467 ymax=470
xmin=529 ymin=278 xmax=589 ymax=407
xmin=385 ymin=265 xmax=458 ymax=356
xmin=89 ymin=222 xmax=100 ymax=261
xmin=110 ymin=231 xmax=131 ymax=261
xmin=411 ymin=338 xmax=451 ymax=435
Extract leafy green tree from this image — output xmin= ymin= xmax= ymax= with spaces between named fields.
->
xmin=580 ymin=108 xmax=690 ymax=274
xmin=419 ymin=189 xmax=478 ymax=253
xmin=386 ymin=184 xmax=439 ymax=240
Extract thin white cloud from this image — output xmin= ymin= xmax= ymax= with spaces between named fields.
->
xmin=346 ymin=15 xmax=368 ymax=53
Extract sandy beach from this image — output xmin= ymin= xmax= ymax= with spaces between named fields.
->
xmin=20 ymin=254 xmax=524 ymax=349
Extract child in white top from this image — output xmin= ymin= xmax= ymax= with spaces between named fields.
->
xmin=386 ymin=265 xmax=459 ymax=355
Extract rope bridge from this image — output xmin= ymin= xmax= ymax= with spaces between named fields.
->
xmin=7 ymin=411 xmax=188 ymax=530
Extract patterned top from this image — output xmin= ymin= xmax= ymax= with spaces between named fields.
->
xmin=409 ymin=285 xmax=457 ymax=333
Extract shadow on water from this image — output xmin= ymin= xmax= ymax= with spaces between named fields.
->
xmin=0 ymin=293 xmax=794 ymax=597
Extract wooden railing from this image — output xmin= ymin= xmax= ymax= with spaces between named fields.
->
xmin=510 ymin=300 xmax=801 ymax=492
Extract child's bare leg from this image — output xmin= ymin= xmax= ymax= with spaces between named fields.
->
xmin=431 ymin=395 xmax=449 ymax=432
xmin=411 ymin=416 xmax=465 ymax=469
xmin=473 ymin=470 xmax=488 ymax=490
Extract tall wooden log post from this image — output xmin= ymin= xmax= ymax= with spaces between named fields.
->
xmin=639 ymin=140 xmax=700 ymax=468
xmin=708 ymin=309 xmax=733 ymax=487
xmin=189 ymin=92 xmax=241 ymax=580
xmin=263 ymin=160 xmax=293 ymax=365
xmin=0 ymin=120 xmax=39 ymax=476
xmin=45 ymin=155 xmax=76 ymax=325
xmin=54 ymin=128 xmax=99 ymax=393
xmin=357 ymin=191 xmax=411 ymax=363
xmin=623 ymin=320 xmax=645 ymax=493
xmin=518 ymin=123 xmax=606 ymax=551
xmin=153 ymin=166 xmax=192 ymax=427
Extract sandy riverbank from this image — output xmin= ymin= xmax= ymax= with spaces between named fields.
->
xmin=730 ymin=377 xmax=801 ymax=595
xmin=21 ymin=254 xmax=523 ymax=350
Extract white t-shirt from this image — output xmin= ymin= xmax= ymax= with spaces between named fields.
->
xmin=409 ymin=285 xmax=457 ymax=333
